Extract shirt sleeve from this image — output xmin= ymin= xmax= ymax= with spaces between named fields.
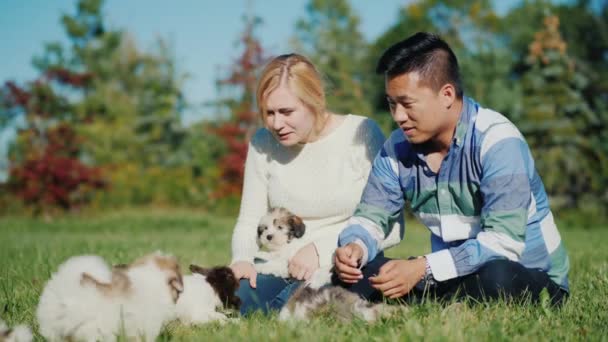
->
xmin=426 ymin=124 xmax=532 ymax=281
xmin=230 ymin=133 xmax=270 ymax=264
xmin=338 ymin=133 xmax=405 ymax=265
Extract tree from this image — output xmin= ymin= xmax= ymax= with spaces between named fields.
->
xmin=212 ymin=14 xmax=268 ymax=199
xmin=291 ymin=0 xmax=371 ymax=117
xmin=366 ymin=0 xmax=518 ymax=131
xmin=519 ymin=15 xmax=607 ymax=213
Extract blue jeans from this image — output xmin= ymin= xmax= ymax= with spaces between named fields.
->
xmin=236 ymin=274 xmax=302 ymax=315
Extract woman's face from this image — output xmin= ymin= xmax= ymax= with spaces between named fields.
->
xmin=265 ymin=83 xmax=317 ymax=146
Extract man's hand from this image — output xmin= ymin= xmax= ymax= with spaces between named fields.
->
xmin=288 ymin=243 xmax=319 ymax=280
xmin=230 ymin=261 xmax=257 ymax=288
xmin=369 ymin=257 xmax=426 ymax=299
xmin=334 ymin=243 xmax=364 ymax=283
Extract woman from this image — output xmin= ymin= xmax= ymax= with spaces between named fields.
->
xmin=230 ymin=53 xmax=385 ymax=314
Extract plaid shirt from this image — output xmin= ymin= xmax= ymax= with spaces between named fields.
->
xmin=339 ymin=97 xmax=570 ymax=290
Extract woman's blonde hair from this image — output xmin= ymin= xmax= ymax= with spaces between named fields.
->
xmin=256 ymin=53 xmax=326 ymax=129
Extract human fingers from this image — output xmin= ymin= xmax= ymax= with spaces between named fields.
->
xmin=334 ymin=258 xmax=362 ymax=277
xmin=335 ymin=246 xmax=357 ymax=267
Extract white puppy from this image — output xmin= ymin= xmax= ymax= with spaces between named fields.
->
xmin=254 ymin=208 xmax=332 ymax=289
xmin=174 ymin=264 xmax=240 ymax=325
xmin=37 ymin=251 xmax=183 ymax=342
xmin=0 ymin=318 xmax=32 ymax=342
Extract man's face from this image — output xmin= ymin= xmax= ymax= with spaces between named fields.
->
xmin=385 ymin=72 xmax=449 ymax=145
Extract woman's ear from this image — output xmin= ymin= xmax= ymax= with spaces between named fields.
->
xmin=189 ymin=264 xmax=210 ymax=276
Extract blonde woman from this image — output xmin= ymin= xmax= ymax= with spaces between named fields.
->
xmin=230 ymin=53 xmax=386 ymax=314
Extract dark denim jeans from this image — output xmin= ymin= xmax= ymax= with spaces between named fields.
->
xmin=334 ymin=254 xmax=568 ymax=306
xmin=235 ymin=274 xmax=302 ymax=315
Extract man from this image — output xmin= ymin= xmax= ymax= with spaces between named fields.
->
xmin=334 ymin=32 xmax=569 ymax=305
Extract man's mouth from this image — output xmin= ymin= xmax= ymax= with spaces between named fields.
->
xmin=402 ymin=127 xmax=415 ymax=136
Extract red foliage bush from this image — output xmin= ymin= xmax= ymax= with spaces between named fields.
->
xmin=8 ymin=124 xmax=106 ymax=212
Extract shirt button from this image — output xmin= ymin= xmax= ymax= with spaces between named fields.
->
xmin=440 ymin=189 xmax=447 ymax=195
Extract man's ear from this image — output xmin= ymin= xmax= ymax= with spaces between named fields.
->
xmin=189 ymin=264 xmax=210 ymax=276
xmin=288 ymin=216 xmax=306 ymax=238
xmin=439 ymin=83 xmax=457 ymax=109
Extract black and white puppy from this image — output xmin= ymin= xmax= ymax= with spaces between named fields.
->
xmin=254 ymin=207 xmax=306 ymax=278
xmin=174 ymin=264 xmax=240 ymax=325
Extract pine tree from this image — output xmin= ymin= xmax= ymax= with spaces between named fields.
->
xmin=519 ymin=15 xmax=607 ymax=212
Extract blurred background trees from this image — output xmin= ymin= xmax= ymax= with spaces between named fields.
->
xmin=1 ymin=0 xmax=606 ymax=222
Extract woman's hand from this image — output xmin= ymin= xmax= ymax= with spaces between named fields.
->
xmin=288 ymin=243 xmax=320 ymax=280
xmin=230 ymin=261 xmax=257 ymax=288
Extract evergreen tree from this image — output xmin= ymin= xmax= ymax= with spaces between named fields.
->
xmin=519 ymin=15 xmax=607 ymax=213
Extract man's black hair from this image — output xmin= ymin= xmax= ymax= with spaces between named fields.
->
xmin=376 ymin=32 xmax=463 ymax=98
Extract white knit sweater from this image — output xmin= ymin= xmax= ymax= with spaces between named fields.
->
xmin=231 ymin=114 xmax=386 ymax=267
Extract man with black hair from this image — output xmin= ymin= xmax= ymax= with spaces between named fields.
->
xmin=334 ymin=32 xmax=569 ymax=306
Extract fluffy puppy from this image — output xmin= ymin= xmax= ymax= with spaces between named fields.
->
xmin=0 ymin=318 xmax=32 ymax=342
xmin=254 ymin=207 xmax=306 ymax=278
xmin=254 ymin=208 xmax=333 ymax=288
xmin=279 ymin=285 xmax=394 ymax=323
xmin=174 ymin=264 xmax=240 ymax=325
xmin=37 ymin=251 xmax=183 ymax=342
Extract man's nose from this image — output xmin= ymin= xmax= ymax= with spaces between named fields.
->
xmin=392 ymin=104 xmax=409 ymax=122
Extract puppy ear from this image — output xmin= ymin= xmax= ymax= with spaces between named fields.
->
xmin=189 ymin=264 xmax=210 ymax=276
xmin=288 ymin=215 xmax=306 ymax=238
xmin=80 ymin=272 xmax=111 ymax=293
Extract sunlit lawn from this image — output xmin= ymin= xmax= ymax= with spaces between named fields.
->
xmin=1 ymin=209 xmax=607 ymax=341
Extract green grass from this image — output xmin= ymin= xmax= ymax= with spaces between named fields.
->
xmin=1 ymin=209 xmax=607 ymax=341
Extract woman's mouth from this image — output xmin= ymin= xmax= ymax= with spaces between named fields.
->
xmin=278 ymin=132 xmax=292 ymax=140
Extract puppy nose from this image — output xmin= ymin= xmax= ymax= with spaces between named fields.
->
xmin=266 ymin=234 xmax=273 ymax=241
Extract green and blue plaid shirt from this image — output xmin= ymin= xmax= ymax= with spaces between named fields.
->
xmin=339 ymin=97 xmax=569 ymax=290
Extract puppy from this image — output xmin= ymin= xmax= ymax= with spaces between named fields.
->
xmin=254 ymin=207 xmax=332 ymax=289
xmin=254 ymin=207 xmax=306 ymax=278
xmin=37 ymin=251 xmax=183 ymax=342
xmin=0 ymin=318 xmax=32 ymax=342
xmin=279 ymin=285 xmax=394 ymax=323
xmin=174 ymin=264 xmax=240 ymax=325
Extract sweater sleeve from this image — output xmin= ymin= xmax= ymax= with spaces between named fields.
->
xmin=230 ymin=131 xmax=270 ymax=264
xmin=314 ymin=117 xmax=387 ymax=267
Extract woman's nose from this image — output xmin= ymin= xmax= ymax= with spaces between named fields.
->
xmin=272 ymin=115 xmax=284 ymax=130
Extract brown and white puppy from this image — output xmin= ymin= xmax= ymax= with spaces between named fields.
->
xmin=174 ymin=264 xmax=240 ymax=325
xmin=254 ymin=208 xmax=306 ymax=278
xmin=37 ymin=251 xmax=183 ymax=342
xmin=257 ymin=207 xmax=306 ymax=252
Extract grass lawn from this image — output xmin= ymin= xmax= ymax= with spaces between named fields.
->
xmin=1 ymin=209 xmax=607 ymax=341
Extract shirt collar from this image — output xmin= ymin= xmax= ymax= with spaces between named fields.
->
xmin=412 ymin=96 xmax=477 ymax=163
